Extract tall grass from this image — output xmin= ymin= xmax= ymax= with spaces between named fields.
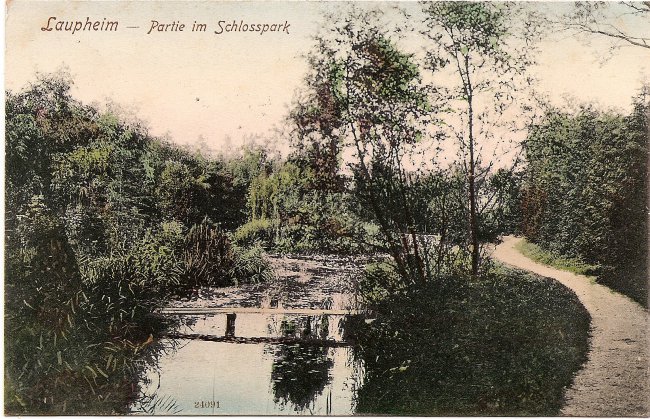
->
xmin=5 ymin=218 xmax=273 ymax=414
xmin=515 ymin=238 xmax=648 ymax=307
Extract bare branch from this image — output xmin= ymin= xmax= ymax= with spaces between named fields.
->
xmin=559 ymin=2 xmax=650 ymax=51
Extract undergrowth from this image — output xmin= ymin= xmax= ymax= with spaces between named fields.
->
xmin=515 ymin=239 xmax=599 ymax=276
xmin=516 ymin=238 xmax=647 ymax=307
xmin=351 ymin=265 xmax=591 ymax=415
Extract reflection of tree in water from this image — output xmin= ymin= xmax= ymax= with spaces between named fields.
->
xmin=271 ymin=344 xmax=333 ymax=411
xmin=268 ymin=315 xmax=333 ymax=340
xmin=270 ymin=318 xmax=334 ymax=411
xmin=132 ymin=392 xmax=182 ymax=415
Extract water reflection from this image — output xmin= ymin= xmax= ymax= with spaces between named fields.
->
xmin=173 ymin=312 xmax=350 ymax=344
xmin=131 ymin=313 xmax=364 ymax=415
xmin=270 ymin=344 xmax=333 ymax=412
xmin=276 ymin=315 xmax=332 ymax=341
xmin=225 ymin=313 xmax=236 ymax=337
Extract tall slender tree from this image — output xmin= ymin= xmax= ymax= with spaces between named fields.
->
xmin=421 ymin=2 xmax=540 ymax=276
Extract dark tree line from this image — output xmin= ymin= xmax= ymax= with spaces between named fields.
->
xmin=4 ymin=72 xmax=273 ymax=414
xmin=521 ymin=89 xmax=649 ymax=305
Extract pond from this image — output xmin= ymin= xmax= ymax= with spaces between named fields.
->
xmin=130 ymin=255 xmax=367 ymax=415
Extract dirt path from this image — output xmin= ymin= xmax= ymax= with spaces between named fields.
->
xmin=492 ymin=236 xmax=649 ymax=416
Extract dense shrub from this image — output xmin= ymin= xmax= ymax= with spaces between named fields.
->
xmin=229 ymin=244 xmax=276 ymax=285
xmin=356 ymin=260 xmax=407 ymax=306
xmin=4 ymin=73 xmax=273 ymax=414
xmin=270 ymin=192 xmax=376 ymax=254
xmin=521 ymin=94 xmax=648 ymax=306
xmin=351 ymin=265 xmax=590 ymax=415
xmin=5 ymin=211 xmax=168 ymax=414
xmin=181 ymin=220 xmax=236 ymax=288
xmin=233 ymin=217 xmax=279 ymax=247
xmin=243 ymin=157 xmax=379 ymax=254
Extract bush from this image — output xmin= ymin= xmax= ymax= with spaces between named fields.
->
xmin=233 ymin=218 xmax=278 ymax=248
xmin=229 ymin=244 xmax=276 ymax=285
xmin=182 ymin=220 xmax=236 ymax=289
xmin=4 ymin=72 xmax=279 ymax=414
xmin=521 ymin=99 xmax=648 ymax=306
xmin=5 ymin=215 xmax=166 ymax=414
xmin=357 ymin=261 xmax=407 ymax=307
xmin=351 ymin=266 xmax=590 ymax=415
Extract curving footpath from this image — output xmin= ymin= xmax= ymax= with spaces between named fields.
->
xmin=492 ymin=236 xmax=649 ymax=417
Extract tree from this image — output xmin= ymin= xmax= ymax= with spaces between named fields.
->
xmin=559 ymin=2 xmax=650 ymax=51
xmin=421 ymin=2 xmax=539 ymax=276
xmin=5 ymin=72 xmax=275 ymax=413
xmin=521 ymin=89 xmax=648 ymax=305
xmin=291 ymin=7 xmax=441 ymax=285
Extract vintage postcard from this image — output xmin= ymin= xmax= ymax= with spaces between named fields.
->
xmin=4 ymin=1 xmax=649 ymax=416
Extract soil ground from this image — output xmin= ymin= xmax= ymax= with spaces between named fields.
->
xmin=492 ymin=236 xmax=649 ymax=417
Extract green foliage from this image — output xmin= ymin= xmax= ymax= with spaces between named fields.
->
xmin=156 ymin=160 xmax=209 ymax=225
xmin=181 ymin=220 xmax=236 ymax=289
xmin=481 ymin=168 xmax=524 ymax=237
xmin=273 ymin=191 xmax=376 ymax=254
xmin=4 ymin=73 xmax=273 ymax=414
xmin=234 ymin=218 xmax=279 ymax=247
xmin=243 ymin=156 xmax=376 ymax=254
xmin=424 ymin=2 xmax=509 ymax=55
xmin=287 ymin=6 xmax=532 ymax=281
xmin=229 ymin=244 xmax=276 ymax=285
xmin=4 ymin=209 xmax=167 ymax=414
xmin=422 ymin=1 xmax=538 ymax=277
xmin=357 ymin=261 xmax=406 ymax=306
xmin=352 ymin=266 xmax=590 ymax=415
xmin=515 ymin=239 xmax=599 ymax=276
xmin=291 ymin=12 xmax=442 ymax=283
xmin=521 ymin=92 xmax=648 ymax=306
xmin=248 ymin=161 xmax=307 ymax=221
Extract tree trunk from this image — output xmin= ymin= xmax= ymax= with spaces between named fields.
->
xmin=466 ymin=58 xmax=480 ymax=277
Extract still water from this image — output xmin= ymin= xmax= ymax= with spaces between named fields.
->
xmin=131 ymin=256 xmax=366 ymax=415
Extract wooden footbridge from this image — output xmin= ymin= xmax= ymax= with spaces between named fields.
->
xmin=157 ymin=306 xmax=361 ymax=315
xmin=156 ymin=306 xmax=364 ymax=347
xmin=160 ymin=332 xmax=352 ymax=347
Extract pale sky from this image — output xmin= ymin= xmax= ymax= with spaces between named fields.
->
xmin=5 ymin=1 xmax=650 ymax=152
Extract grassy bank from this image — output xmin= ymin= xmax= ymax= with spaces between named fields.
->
xmin=352 ymin=265 xmax=590 ymax=415
xmin=515 ymin=239 xmax=599 ymax=276
xmin=516 ymin=239 xmax=647 ymax=307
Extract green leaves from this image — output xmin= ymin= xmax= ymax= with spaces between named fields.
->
xmin=522 ymin=97 xmax=648 ymax=306
xmin=424 ymin=2 xmax=510 ymax=55
xmin=354 ymin=268 xmax=590 ymax=415
xmin=5 ymin=73 xmax=266 ymax=414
